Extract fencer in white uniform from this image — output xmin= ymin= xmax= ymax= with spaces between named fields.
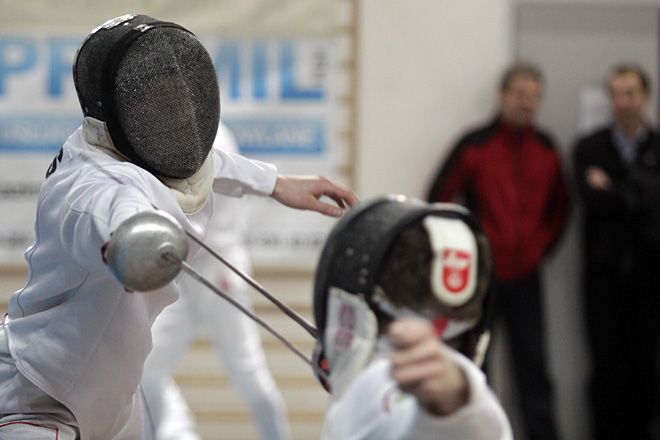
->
xmin=312 ymin=197 xmax=512 ymax=439
xmin=141 ymin=124 xmax=291 ymax=440
xmin=0 ymin=125 xmax=275 ymax=440
xmin=0 ymin=14 xmax=356 ymax=440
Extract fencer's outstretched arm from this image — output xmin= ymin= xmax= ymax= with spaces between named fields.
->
xmin=211 ymin=149 xmax=358 ymax=217
xmin=321 ymin=318 xmax=512 ymax=439
xmin=388 ymin=318 xmax=513 ymax=439
xmin=272 ymin=175 xmax=358 ymax=217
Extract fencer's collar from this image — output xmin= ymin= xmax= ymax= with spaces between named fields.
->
xmin=161 ymin=155 xmax=214 ymax=214
xmin=82 ymin=116 xmax=214 ymax=214
xmin=83 ymin=116 xmax=130 ymax=162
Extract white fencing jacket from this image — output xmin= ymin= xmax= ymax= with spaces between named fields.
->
xmin=2 ymin=126 xmax=276 ymax=439
xmin=321 ymin=346 xmax=513 ymax=440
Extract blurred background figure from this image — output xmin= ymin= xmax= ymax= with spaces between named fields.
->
xmin=427 ymin=62 xmax=570 ymax=440
xmin=141 ymin=123 xmax=292 ymax=440
xmin=573 ymin=63 xmax=660 ymax=440
xmin=155 ymin=378 xmax=202 ymax=440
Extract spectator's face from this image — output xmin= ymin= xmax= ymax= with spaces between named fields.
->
xmin=499 ymin=75 xmax=543 ymax=127
xmin=608 ymin=72 xmax=648 ymax=126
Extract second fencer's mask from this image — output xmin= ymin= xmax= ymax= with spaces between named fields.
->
xmin=73 ymin=14 xmax=220 ymax=179
xmin=312 ymin=195 xmax=494 ymax=394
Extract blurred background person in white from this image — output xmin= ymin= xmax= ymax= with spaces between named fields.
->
xmin=141 ymin=123 xmax=291 ymax=440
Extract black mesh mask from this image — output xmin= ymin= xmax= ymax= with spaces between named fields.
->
xmin=73 ymin=14 xmax=220 ymax=179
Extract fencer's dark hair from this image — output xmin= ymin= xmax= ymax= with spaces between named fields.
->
xmin=608 ymin=62 xmax=650 ymax=93
xmin=375 ymin=223 xmax=434 ymax=330
xmin=499 ymin=61 xmax=544 ymax=91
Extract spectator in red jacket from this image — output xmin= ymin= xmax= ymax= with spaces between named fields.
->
xmin=427 ymin=62 xmax=570 ymax=440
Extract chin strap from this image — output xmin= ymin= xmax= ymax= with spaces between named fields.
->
xmin=162 ymin=155 xmax=214 ymax=214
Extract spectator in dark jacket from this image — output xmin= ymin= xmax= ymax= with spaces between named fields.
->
xmin=428 ymin=62 xmax=569 ymax=440
xmin=573 ymin=63 xmax=660 ymax=440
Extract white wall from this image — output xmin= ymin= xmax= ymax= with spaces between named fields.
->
xmin=356 ymin=0 xmax=514 ymax=199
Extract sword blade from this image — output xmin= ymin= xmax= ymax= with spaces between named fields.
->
xmin=170 ymin=255 xmax=314 ymax=368
xmin=186 ymin=232 xmax=318 ymax=339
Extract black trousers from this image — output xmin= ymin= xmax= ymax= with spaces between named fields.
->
xmin=583 ymin=259 xmax=660 ymax=440
xmin=491 ymin=270 xmax=560 ymax=440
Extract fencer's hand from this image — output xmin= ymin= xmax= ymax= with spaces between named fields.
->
xmin=388 ymin=318 xmax=469 ymax=416
xmin=271 ymin=175 xmax=359 ymax=217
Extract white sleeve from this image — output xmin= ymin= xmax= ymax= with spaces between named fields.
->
xmin=211 ymin=148 xmax=278 ymax=197
xmin=59 ymin=181 xmax=154 ymax=273
xmin=410 ymin=350 xmax=513 ymax=440
xmin=320 ymin=358 xmax=416 ymax=440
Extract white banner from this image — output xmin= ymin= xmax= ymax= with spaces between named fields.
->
xmin=0 ymin=0 xmax=340 ymax=35
xmin=0 ymin=31 xmax=351 ymax=270
xmin=216 ymin=37 xmax=351 ymax=270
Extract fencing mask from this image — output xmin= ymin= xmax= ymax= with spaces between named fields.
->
xmin=73 ymin=14 xmax=220 ymax=179
xmin=312 ymin=195 xmax=494 ymax=394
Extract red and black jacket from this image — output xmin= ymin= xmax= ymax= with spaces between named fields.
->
xmin=427 ymin=117 xmax=570 ymax=282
